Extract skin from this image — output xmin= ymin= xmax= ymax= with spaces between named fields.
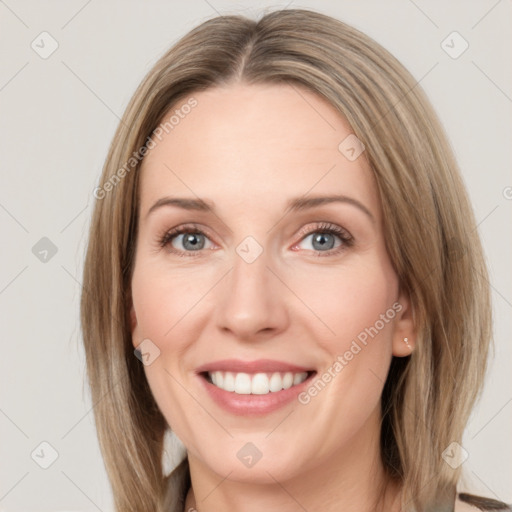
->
xmin=129 ymin=82 xmax=415 ymax=512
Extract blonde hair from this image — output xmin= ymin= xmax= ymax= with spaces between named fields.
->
xmin=81 ymin=9 xmax=493 ymax=511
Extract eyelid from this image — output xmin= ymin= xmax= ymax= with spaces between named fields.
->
xmin=295 ymin=222 xmax=353 ymax=243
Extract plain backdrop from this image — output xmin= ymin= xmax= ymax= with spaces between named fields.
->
xmin=0 ymin=1 xmax=510 ymax=510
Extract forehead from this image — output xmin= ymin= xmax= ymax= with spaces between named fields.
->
xmin=139 ymin=82 xmax=379 ymax=219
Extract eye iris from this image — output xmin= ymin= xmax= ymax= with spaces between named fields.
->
xmin=182 ymin=233 xmax=205 ymax=251
xmin=312 ymin=232 xmax=335 ymax=251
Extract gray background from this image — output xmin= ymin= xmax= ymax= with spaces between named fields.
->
xmin=0 ymin=1 xmax=510 ymax=510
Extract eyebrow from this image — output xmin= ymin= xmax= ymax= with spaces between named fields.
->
xmin=145 ymin=194 xmax=375 ymax=223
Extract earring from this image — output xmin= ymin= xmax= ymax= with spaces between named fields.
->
xmin=404 ymin=337 xmax=412 ymax=349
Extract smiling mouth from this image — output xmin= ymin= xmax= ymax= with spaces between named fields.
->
xmin=201 ymin=370 xmax=316 ymax=395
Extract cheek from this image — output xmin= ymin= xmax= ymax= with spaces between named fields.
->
xmin=291 ymin=257 xmax=398 ymax=350
xmin=131 ymin=261 xmax=210 ymax=344
xmin=130 ymin=263 xmax=216 ymax=437
xmin=293 ymin=258 xmax=398 ymax=429
xmin=294 ymin=257 xmax=398 ymax=409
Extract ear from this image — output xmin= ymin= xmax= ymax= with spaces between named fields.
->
xmin=391 ymin=287 xmax=416 ymax=357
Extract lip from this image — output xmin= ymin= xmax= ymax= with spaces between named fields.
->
xmin=195 ymin=358 xmax=313 ymax=374
xmin=195 ymin=359 xmax=316 ymax=416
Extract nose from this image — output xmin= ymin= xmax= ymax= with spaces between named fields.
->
xmin=214 ymin=246 xmax=289 ymax=341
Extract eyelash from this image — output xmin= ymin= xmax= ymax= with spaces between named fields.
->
xmin=158 ymin=222 xmax=354 ymax=258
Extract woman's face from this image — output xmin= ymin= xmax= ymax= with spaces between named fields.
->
xmin=130 ymin=82 xmax=413 ymax=484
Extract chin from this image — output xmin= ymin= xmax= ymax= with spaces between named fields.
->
xmin=192 ymin=441 xmax=306 ymax=483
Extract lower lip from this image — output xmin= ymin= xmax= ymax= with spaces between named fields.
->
xmin=197 ymin=373 xmax=316 ymax=416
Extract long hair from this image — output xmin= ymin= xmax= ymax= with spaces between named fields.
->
xmin=80 ymin=9 xmax=494 ymax=511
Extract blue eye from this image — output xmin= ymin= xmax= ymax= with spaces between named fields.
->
xmin=173 ymin=232 xmax=208 ymax=251
xmin=159 ymin=221 xmax=353 ymax=258
xmin=300 ymin=231 xmax=340 ymax=251
xmin=159 ymin=225 xmax=213 ymax=256
xmin=294 ymin=222 xmax=353 ymax=256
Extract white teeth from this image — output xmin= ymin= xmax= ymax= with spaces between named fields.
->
xmin=223 ymin=372 xmax=235 ymax=392
xmin=282 ymin=372 xmax=293 ymax=389
xmin=213 ymin=371 xmax=223 ymax=388
xmin=269 ymin=372 xmax=283 ymax=392
xmin=293 ymin=372 xmax=304 ymax=385
xmin=207 ymin=370 xmax=309 ymax=394
xmin=234 ymin=372 xmax=252 ymax=394
xmin=251 ymin=373 xmax=269 ymax=395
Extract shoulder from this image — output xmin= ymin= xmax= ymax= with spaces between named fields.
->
xmin=455 ymin=492 xmax=512 ymax=511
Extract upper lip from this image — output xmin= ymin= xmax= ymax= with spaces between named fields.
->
xmin=195 ymin=359 xmax=314 ymax=374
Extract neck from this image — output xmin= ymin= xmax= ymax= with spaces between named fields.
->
xmin=183 ymin=407 xmax=402 ymax=512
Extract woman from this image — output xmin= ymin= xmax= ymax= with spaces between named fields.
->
xmin=80 ymin=8 xmax=510 ymax=512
